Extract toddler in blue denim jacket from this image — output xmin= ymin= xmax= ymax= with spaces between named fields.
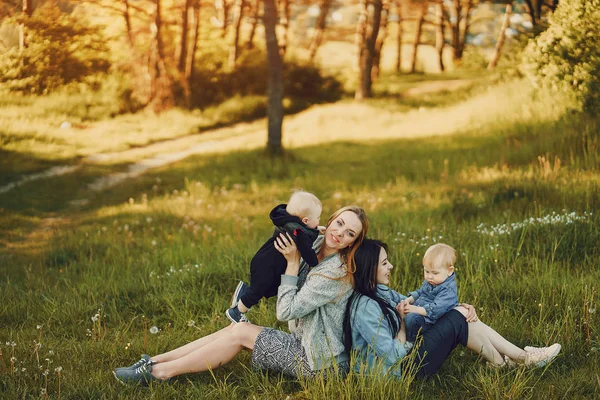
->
xmin=399 ymin=244 xmax=459 ymax=342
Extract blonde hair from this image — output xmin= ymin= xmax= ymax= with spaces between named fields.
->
xmin=286 ymin=191 xmax=322 ymax=219
xmin=326 ymin=206 xmax=369 ymax=285
xmin=423 ymin=243 xmax=457 ymax=269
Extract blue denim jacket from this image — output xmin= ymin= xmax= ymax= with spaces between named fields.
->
xmin=408 ymin=273 xmax=458 ymax=324
xmin=350 ymin=285 xmax=412 ymax=379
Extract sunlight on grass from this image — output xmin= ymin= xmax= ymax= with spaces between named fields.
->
xmin=1 ymin=78 xmax=599 ymax=398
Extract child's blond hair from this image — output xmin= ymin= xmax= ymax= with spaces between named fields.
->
xmin=286 ymin=191 xmax=322 ymax=219
xmin=423 ymin=243 xmax=457 ymax=269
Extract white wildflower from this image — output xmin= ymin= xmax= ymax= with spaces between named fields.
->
xmin=55 ymin=366 xmax=63 ymax=373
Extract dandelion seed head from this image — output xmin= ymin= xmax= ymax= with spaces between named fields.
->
xmin=55 ymin=366 xmax=63 ymax=373
xmin=149 ymin=326 xmax=159 ymax=334
xmin=187 ymin=320 xmax=195 ymax=327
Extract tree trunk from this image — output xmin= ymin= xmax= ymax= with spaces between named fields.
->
xmin=410 ymin=0 xmax=428 ymax=73
xmin=395 ymin=0 xmax=403 ymax=73
xmin=371 ymin=0 xmax=390 ymax=81
xmin=487 ymin=2 xmax=512 ymax=70
xmin=263 ymin=0 xmax=284 ymax=155
xmin=246 ymin=0 xmax=261 ymax=49
xmin=178 ymin=0 xmax=193 ymax=73
xmin=278 ymin=0 xmax=290 ymax=57
xmin=308 ymin=0 xmax=332 ymax=61
xmin=18 ymin=0 xmax=32 ymax=51
xmin=435 ymin=0 xmax=445 ymax=72
xmin=229 ymin=0 xmax=247 ymax=68
xmin=356 ymin=0 xmax=382 ymax=100
xmin=354 ymin=0 xmax=369 ymax=100
xmin=149 ymin=0 xmax=174 ymax=112
xmin=123 ymin=0 xmax=135 ymax=47
xmin=222 ymin=0 xmax=231 ymax=37
xmin=187 ymin=0 xmax=201 ymax=86
xmin=446 ymin=0 xmax=472 ymax=64
xmin=458 ymin=0 xmax=472 ymax=60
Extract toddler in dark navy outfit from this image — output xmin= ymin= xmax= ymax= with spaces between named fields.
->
xmin=225 ymin=191 xmax=322 ymax=323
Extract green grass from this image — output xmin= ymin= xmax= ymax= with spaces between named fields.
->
xmin=1 ymin=79 xmax=599 ymax=399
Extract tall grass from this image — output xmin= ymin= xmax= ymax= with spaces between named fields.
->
xmin=1 ymin=80 xmax=599 ymax=398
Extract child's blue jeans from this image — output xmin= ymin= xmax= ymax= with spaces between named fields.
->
xmin=405 ymin=313 xmax=429 ymax=342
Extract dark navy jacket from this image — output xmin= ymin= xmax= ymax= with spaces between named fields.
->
xmin=250 ymin=204 xmax=320 ymax=272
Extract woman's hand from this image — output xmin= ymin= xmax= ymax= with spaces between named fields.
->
xmin=274 ymin=233 xmax=301 ymax=276
xmin=459 ymin=303 xmax=478 ymax=323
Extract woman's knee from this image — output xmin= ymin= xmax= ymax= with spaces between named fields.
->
xmin=454 ymin=306 xmax=468 ymax=318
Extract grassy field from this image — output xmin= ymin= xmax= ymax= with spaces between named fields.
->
xmin=1 ymin=75 xmax=599 ymax=399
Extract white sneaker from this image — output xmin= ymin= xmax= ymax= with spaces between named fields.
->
xmin=524 ymin=343 xmax=561 ymax=367
xmin=524 ymin=345 xmax=543 ymax=353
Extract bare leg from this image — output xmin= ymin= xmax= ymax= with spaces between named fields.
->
xmin=465 ymin=320 xmax=505 ymax=365
xmin=151 ymin=322 xmax=264 ymax=379
xmin=152 ymin=324 xmax=235 ymax=363
xmin=483 ymin=323 xmax=527 ymax=361
xmin=454 ymin=306 xmax=526 ymax=363
xmin=238 ymin=300 xmax=249 ymax=313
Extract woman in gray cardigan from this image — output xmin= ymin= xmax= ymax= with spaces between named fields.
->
xmin=114 ymin=206 xmax=369 ymax=384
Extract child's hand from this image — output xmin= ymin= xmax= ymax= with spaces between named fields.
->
xmin=396 ymin=302 xmax=408 ymax=317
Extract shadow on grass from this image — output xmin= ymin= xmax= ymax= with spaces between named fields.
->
xmin=1 ymin=111 xmax=598 ymax=271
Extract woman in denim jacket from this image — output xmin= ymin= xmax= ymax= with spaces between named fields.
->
xmin=344 ymin=239 xmax=561 ymax=379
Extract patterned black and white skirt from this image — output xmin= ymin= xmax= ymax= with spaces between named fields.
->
xmin=252 ymin=328 xmax=315 ymax=378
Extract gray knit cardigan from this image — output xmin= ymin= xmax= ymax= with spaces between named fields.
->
xmin=276 ymin=236 xmax=353 ymax=370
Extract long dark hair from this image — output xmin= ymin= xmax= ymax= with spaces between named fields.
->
xmin=342 ymin=239 xmax=402 ymax=353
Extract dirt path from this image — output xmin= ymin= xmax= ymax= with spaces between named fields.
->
xmin=0 ymin=78 xmax=482 ymax=197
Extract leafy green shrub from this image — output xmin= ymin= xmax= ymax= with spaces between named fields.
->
xmin=520 ymin=0 xmax=600 ymax=113
xmin=187 ymin=49 xmax=343 ymax=110
xmin=0 ymin=6 xmax=110 ymax=94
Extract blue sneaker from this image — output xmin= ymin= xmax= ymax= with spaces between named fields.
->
xmin=229 ymin=281 xmax=250 ymax=308
xmin=114 ymin=354 xmax=151 ymax=373
xmin=226 ymin=306 xmax=250 ymax=324
xmin=113 ymin=360 xmax=160 ymax=386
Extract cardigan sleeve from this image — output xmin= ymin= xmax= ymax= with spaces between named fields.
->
xmin=276 ymin=262 xmax=350 ymax=321
xmin=353 ymin=298 xmax=409 ymax=365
